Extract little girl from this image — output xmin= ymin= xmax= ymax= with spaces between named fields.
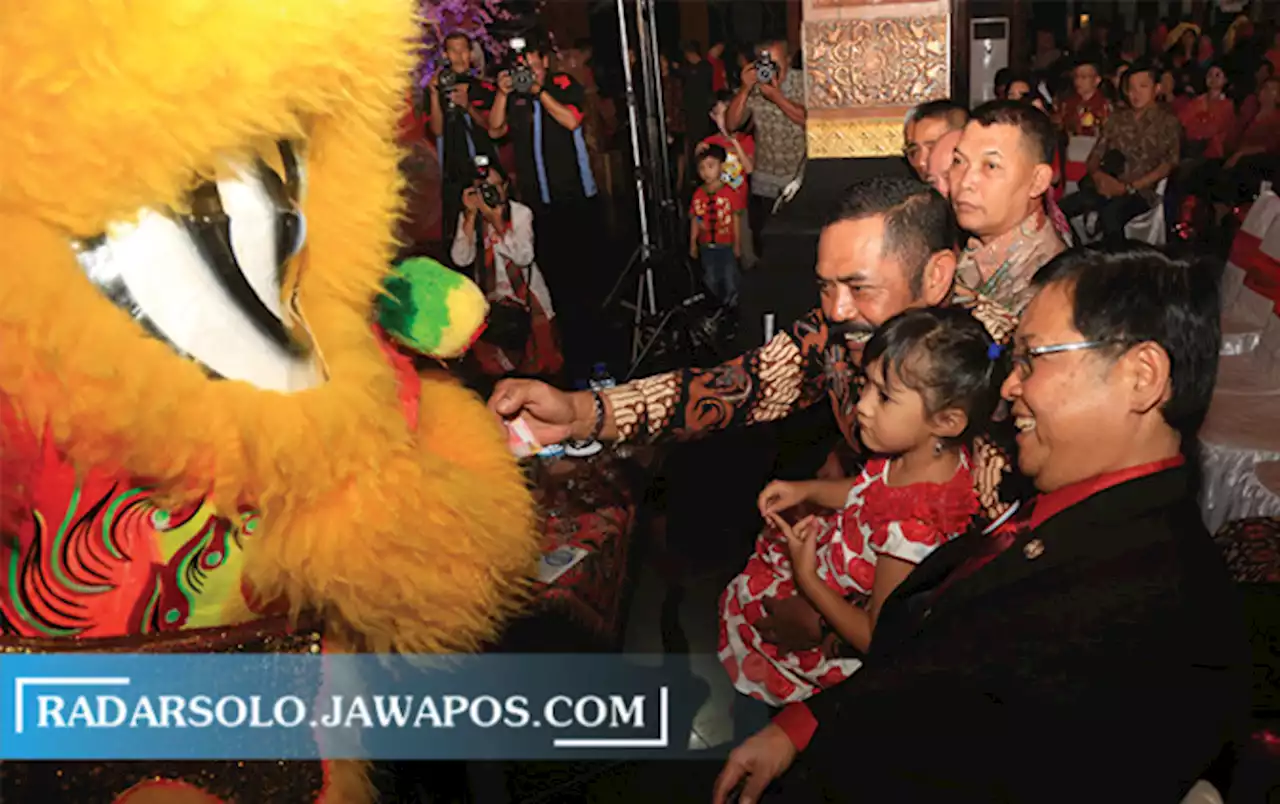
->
xmin=719 ymin=307 xmax=1005 ymax=705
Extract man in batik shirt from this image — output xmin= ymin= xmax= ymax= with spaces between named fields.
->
xmin=489 ymin=177 xmax=1024 ymax=523
xmin=950 ymin=101 xmax=1067 ymax=317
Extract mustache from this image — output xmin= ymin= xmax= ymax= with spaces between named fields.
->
xmin=826 ymin=319 xmax=875 ymax=338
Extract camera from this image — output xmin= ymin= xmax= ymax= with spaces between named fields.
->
xmin=437 ymin=64 xmax=461 ymax=113
xmin=473 ymin=156 xmax=502 ymax=208
xmin=508 ymin=37 xmax=537 ymax=94
xmin=754 ymin=51 xmax=778 ymax=85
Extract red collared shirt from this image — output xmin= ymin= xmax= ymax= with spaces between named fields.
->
xmin=773 ymin=454 xmax=1188 ymax=750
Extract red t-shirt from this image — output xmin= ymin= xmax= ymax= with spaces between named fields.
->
xmin=700 ymin=133 xmax=754 ymax=212
xmin=1179 ymin=96 xmax=1236 ymax=159
xmin=1238 ymin=109 xmax=1280 ymax=153
xmin=690 ymin=185 xmax=736 ymax=246
xmin=708 ymin=53 xmax=728 ymax=92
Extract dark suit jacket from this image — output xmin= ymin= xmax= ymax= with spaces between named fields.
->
xmin=798 ymin=466 xmax=1251 ymax=803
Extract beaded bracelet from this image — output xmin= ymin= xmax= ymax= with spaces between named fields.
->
xmin=587 ymin=390 xmax=606 ymax=441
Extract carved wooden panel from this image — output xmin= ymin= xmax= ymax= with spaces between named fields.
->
xmin=806 ymin=118 xmax=904 ymax=159
xmin=805 ymin=16 xmax=948 ymax=109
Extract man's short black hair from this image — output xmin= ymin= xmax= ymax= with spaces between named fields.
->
xmin=994 ymin=68 xmax=1013 ymax=94
xmin=1030 ymin=245 xmax=1220 ymax=438
xmin=1124 ymin=58 xmax=1162 ymax=87
xmin=969 ymin=99 xmax=1056 ymax=166
xmin=826 ymin=177 xmax=957 ymax=296
xmin=1073 ymin=54 xmax=1103 ymax=73
xmin=911 ymin=99 xmax=969 ymax=131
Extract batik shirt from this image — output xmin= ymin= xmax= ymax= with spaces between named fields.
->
xmin=1089 ymin=104 xmax=1182 ymax=205
xmin=955 ymin=209 xmax=1066 ymax=317
xmin=744 ymin=69 xmax=806 ymax=199
xmin=602 ymin=295 xmax=1025 ymax=522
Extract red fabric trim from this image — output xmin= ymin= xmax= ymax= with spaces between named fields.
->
xmin=773 ymin=701 xmax=818 ymax=751
xmin=1029 ymin=456 xmax=1186 ymax=530
xmin=564 ymin=103 xmax=584 ymax=125
xmin=373 ymin=325 xmax=422 ymax=432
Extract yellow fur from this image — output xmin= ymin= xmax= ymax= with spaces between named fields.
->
xmin=0 ymin=0 xmax=539 ymax=679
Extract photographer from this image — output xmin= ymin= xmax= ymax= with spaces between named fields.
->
xmin=428 ymin=31 xmax=499 ymax=251
xmin=488 ymin=34 xmax=600 ymax=379
xmin=451 ymin=159 xmax=563 ymax=379
xmin=726 ymin=39 xmax=806 ymax=257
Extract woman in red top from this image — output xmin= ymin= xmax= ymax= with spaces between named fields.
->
xmin=1210 ymin=76 xmax=1280 ymax=206
xmin=1179 ymin=64 xmax=1235 ymax=159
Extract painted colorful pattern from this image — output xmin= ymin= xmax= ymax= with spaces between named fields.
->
xmin=2 ymin=420 xmax=251 ymax=639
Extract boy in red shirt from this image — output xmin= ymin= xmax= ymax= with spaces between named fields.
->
xmin=689 ymin=144 xmax=741 ymax=306
xmin=697 ymin=90 xmax=756 ymax=266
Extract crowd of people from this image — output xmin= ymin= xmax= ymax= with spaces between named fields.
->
xmin=991 ymin=16 xmax=1279 ymax=245
xmin=488 ymin=84 xmax=1255 ymax=799
xmin=404 ymin=21 xmax=1273 ymax=797
xmin=409 ymin=30 xmax=810 ymax=385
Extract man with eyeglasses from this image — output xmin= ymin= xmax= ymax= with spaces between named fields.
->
xmin=713 ymin=245 xmax=1249 ymax=804
xmin=903 ymin=99 xmax=969 ymax=179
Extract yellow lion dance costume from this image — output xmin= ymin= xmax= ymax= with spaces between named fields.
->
xmin=0 ymin=1 xmax=539 ymax=801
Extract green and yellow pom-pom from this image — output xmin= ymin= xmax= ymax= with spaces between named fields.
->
xmin=378 ymin=257 xmax=488 ymax=359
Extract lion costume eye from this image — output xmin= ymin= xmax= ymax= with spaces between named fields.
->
xmin=74 ymin=141 xmax=319 ymax=393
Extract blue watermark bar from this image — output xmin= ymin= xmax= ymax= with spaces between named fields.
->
xmin=0 ymin=654 xmax=717 ymax=761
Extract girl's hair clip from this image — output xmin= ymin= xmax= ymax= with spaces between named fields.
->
xmin=987 ymin=343 xmax=1004 ymax=361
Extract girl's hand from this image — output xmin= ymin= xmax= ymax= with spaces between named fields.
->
xmin=757 ymin=480 xmax=807 ymax=517
xmin=769 ymin=513 xmax=819 ymax=579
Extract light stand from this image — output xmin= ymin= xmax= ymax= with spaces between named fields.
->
xmin=602 ymin=0 xmax=704 ymax=378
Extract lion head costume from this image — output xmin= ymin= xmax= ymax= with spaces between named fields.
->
xmin=0 ymin=1 xmax=538 ymax=800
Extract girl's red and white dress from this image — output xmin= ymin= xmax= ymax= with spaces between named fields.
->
xmin=718 ymin=453 xmax=979 ymax=705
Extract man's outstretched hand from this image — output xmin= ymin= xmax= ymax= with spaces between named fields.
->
xmin=487 ymin=378 xmax=584 ymax=446
xmin=712 ymin=723 xmax=797 ymax=804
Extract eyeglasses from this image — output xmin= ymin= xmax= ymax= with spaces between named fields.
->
xmin=1010 ymin=340 xmax=1119 ymax=379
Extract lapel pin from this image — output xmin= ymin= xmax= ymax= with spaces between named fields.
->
xmin=1023 ymin=539 xmax=1045 ymax=560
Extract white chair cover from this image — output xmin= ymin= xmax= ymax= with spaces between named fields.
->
xmin=1071 ymin=179 xmax=1168 ymax=246
xmin=1256 ymin=460 xmax=1280 ymax=498
xmin=1221 ymin=285 xmax=1274 ymax=358
xmin=1199 ymin=392 xmax=1280 ymax=532
xmin=1219 ymin=263 xmax=1257 ymax=356
xmin=1241 ymin=185 xmax=1280 ymax=241
xmin=1124 ymin=178 xmax=1168 ymax=245
xmin=1065 ymin=135 xmax=1097 ymax=166
xmin=1221 ymin=262 xmax=1246 ymax=310
xmin=1178 ymin=780 xmax=1225 ymax=804
xmin=1263 ymin=216 xmax=1280 ymax=262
